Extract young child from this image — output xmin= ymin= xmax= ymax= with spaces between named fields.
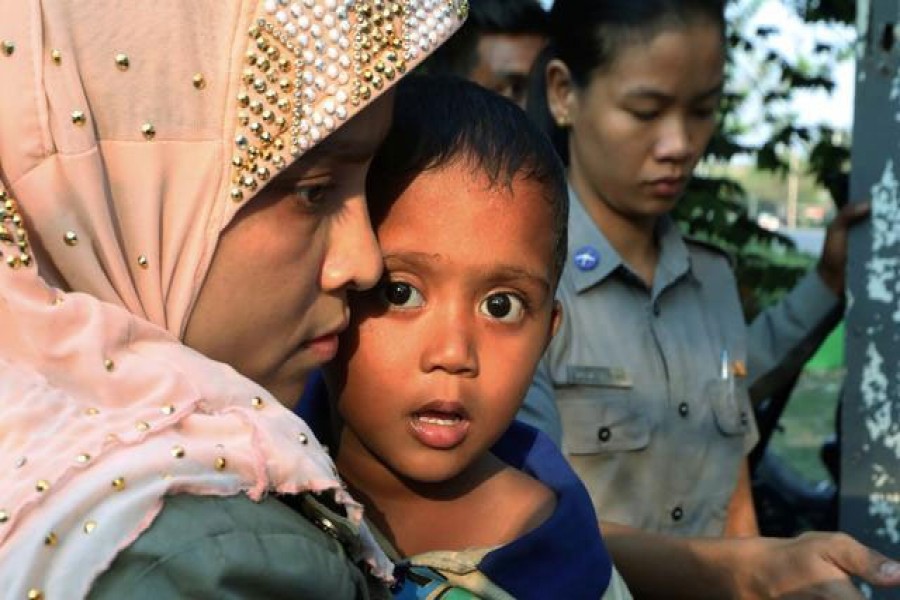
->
xmin=300 ymin=75 xmax=630 ymax=599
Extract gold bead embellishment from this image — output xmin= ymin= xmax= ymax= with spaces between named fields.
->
xmin=111 ymin=477 xmax=126 ymax=491
xmin=115 ymin=53 xmax=130 ymax=70
xmin=83 ymin=520 xmax=97 ymax=534
xmin=1 ymin=41 xmax=14 ymax=56
xmin=44 ymin=532 xmax=58 ymax=546
xmin=71 ymin=110 xmax=86 ymax=126
xmin=214 ymin=457 xmax=227 ymax=471
xmin=76 ymin=453 xmax=91 ymax=464
xmin=135 ymin=420 xmax=150 ymax=432
xmin=0 ymin=509 xmax=8 ymax=523
xmin=192 ymin=73 xmax=206 ymax=89
xmin=251 ymin=396 xmax=264 ymax=410
xmin=51 ymin=49 xmax=62 ymax=65
xmin=27 ymin=589 xmax=43 ymax=600
xmin=84 ymin=407 xmax=100 ymax=416
xmin=35 ymin=480 xmax=49 ymax=493
xmin=64 ymin=231 xmax=78 ymax=246
xmin=137 ymin=255 xmax=149 ymax=269
xmin=1 ymin=191 xmax=34 ymax=269
xmin=141 ymin=122 xmax=156 ymax=140
xmin=298 ymin=432 xmax=308 ymax=445
xmin=160 ymin=404 xmax=175 ymax=415
xmin=171 ymin=445 xmax=185 ymax=459
xmin=104 ymin=358 xmax=115 ymax=372
xmin=229 ymin=0 xmax=462 ymax=206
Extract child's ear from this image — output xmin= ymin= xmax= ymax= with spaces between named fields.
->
xmin=546 ymin=59 xmax=576 ymax=129
xmin=546 ymin=300 xmax=563 ymax=350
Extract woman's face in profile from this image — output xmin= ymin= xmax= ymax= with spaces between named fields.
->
xmin=183 ymin=92 xmax=394 ymax=407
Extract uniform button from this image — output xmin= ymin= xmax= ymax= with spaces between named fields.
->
xmin=678 ymin=402 xmax=689 ymax=418
xmin=671 ymin=506 xmax=684 ymax=521
xmin=598 ymin=427 xmax=612 ymax=442
xmin=740 ymin=411 xmax=749 ymax=426
xmin=652 ymin=302 xmax=661 ymax=317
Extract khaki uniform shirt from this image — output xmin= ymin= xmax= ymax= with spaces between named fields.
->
xmin=519 ymin=191 xmax=841 ymax=536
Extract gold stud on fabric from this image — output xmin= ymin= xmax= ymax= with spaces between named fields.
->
xmin=137 ymin=255 xmax=149 ymax=269
xmin=135 ymin=421 xmax=150 ymax=432
xmin=71 ymin=111 xmax=87 ymax=126
xmin=104 ymin=358 xmax=115 ymax=372
xmin=51 ymin=49 xmax=61 ymax=65
xmin=111 ymin=477 xmax=126 ymax=491
xmin=298 ymin=432 xmax=308 ymax=445
xmin=64 ymin=231 xmax=78 ymax=246
xmin=171 ymin=445 xmax=185 ymax=459
xmin=115 ymin=53 xmax=129 ymax=70
xmin=83 ymin=520 xmax=96 ymax=534
xmin=0 ymin=509 xmax=8 ymax=523
xmin=251 ymin=396 xmax=265 ymax=409
xmin=27 ymin=589 xmax=43 ymax=600
xmin=141 ymin=123 xmax=156 ymax=140
xmin=193 ymin=73 xmax=206 ymax=89
xmin=35 ymin=480 xmax=49 ymax=493
xmin=160 ymin=404 xmax=175 ymax=415
xmin=214 ymin=457 xmax=227 ymax=471
xmin=44 ymin=532 xmax=58 ymax=546
xmin=76 ymin=453 xmax=91 ymax=464
xmin=1 ymin=41 xmax=14 ymax=56
xmin=84 ymin=407 xmax=100 ymax=416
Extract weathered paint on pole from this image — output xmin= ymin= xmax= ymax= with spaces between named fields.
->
xmin=844 ymin=1 xmax=900 ymax=596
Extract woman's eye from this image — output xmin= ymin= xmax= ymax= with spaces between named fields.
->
xmin=629 ymin=109 xmax=658 ymax=122
xmin=293 ymin=182 xmax=330 ymax=207
xmin=479 ymin=293 xmax=525 ymax=323
xmin=382 ymin=281 xmax=425 ymax=308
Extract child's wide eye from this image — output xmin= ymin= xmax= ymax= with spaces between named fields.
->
xmin=479 ymin=293 xmax=525 ymax=323
xmin=382 ymin=281 xmax=425 ymax=308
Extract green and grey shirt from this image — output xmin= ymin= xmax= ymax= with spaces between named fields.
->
xmin=519 ymin=189 xmax=840 ymax=536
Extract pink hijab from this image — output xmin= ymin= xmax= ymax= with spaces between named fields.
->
xmin=0 ymin=0 xmax=465 ymax=596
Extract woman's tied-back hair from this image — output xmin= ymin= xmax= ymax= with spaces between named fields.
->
xmin=367 ymin=74 xmax=568 ymax=285
xmin=527 ymin=0 xmax=726 ymax=164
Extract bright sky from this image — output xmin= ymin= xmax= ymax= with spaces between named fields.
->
xmin=743 ymin=0 xmax=856 ymax=131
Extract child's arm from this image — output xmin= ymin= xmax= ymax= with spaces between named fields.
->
xmin=601 ymin=520 xmax=900 ymax=598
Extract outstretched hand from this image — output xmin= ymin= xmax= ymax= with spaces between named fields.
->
xmin=817 ymin=201 xmax=871 ymax=296
xmin=732 ymin=532 xmax=900 ymax=599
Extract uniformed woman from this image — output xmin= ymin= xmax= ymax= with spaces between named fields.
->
xmin=521 ymin=0 xmax=867 ymax=540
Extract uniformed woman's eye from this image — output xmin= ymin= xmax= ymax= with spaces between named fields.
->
xmin=382 ymin=281 xmax=425 ymax=309
xmin=479 ymin=292 xmax=525 ymax=323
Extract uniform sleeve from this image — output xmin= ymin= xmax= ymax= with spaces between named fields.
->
xmin=746 ymin=270 xmax=842 ymax=401
xmin=88 ymin=495 xmax=379 ymax=600
xmin=518 ymin=356 xmax=563 ymax=447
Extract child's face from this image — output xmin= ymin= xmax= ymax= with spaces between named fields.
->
xmin=329 ymin=159 xmax=561 ymax=485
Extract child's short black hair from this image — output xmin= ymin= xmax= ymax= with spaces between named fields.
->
xmin=367 ymin=75 xmax=568 ymax=285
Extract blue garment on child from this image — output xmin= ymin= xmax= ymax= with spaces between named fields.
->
xmin=297 ymin=371 xmax=614 ymax=599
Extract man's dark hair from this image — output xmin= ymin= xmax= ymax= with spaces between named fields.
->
xmin=422 ymin=0 xmax=550 ymax=77
xmin=367 ymin=74 xmax=568 ymax=285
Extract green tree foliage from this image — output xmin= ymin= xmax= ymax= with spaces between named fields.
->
xmin=675 ymin=0 xmax=853 ymax=318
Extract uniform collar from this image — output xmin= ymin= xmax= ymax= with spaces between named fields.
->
xmin=567 ymin=186 xmax=694 ymax=295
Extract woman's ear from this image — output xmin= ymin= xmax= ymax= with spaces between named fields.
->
xmin=546 ymin=59 xmax=576 ymax=128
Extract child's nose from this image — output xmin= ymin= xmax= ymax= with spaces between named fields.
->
xmin=419 ymin=311 xmax=478 ymax=377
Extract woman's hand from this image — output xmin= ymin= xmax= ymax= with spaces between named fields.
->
xmin=817 ymin=201 xmax=871 ymax=297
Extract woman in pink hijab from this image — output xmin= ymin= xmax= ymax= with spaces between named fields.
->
xmin=0 ymin=0 xmax=465 ymax=597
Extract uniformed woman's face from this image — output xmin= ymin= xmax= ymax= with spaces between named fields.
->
xmin=548 ymin=20 xmax=724 ymax=224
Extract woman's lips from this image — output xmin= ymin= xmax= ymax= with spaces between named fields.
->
xmin=408 ymin=401 xmax=471 ymax=449
xmin=302 ymin=333 xmax=340 ymax=362
xmin=646 ymin=177 xmax=685 ymax=198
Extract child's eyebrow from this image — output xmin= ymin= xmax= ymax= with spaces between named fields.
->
xmin=383 ymin=252 xmax=550 ymax=293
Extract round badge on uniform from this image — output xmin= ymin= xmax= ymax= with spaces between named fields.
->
xmin=573 ymin=246 xmax=600 ymax=271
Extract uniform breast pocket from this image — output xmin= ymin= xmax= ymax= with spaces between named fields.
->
xmin=556 ymin=389 xmax=652 ymax=455
xmin=705 ymin=379 xmax=751 ymax=437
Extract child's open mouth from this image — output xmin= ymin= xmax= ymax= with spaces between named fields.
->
xmin=409 ymin=402 xmax=471 ymax=449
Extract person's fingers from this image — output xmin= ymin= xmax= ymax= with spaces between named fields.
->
xmin=824 ymin=532 xmax=900 ymax=587
xmin=832 ymin=201 xmax=871 ymax=228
